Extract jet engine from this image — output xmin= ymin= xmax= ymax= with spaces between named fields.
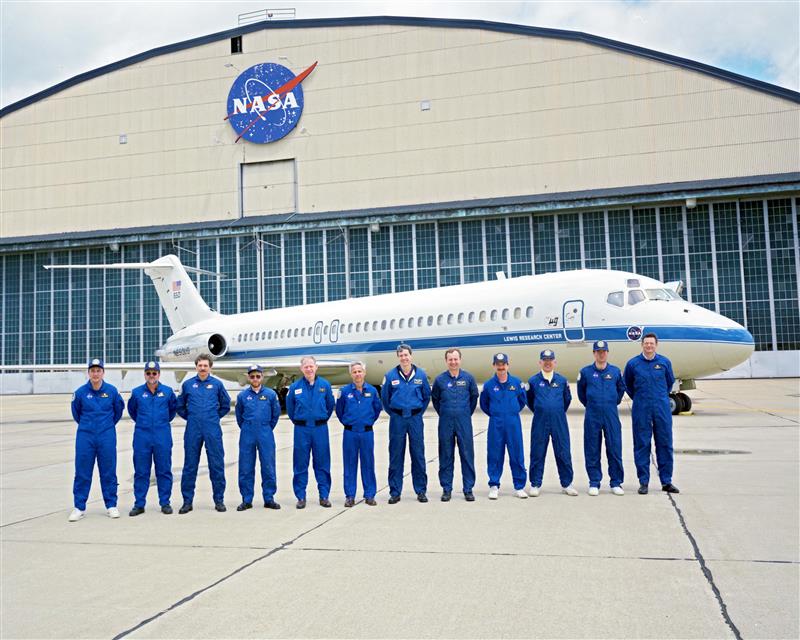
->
xmin=158 ymin=333 xmax=228 ymax=361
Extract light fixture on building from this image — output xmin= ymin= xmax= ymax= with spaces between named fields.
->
xmin=369 ymin=223 xmax=380 ymax=233
xmin=109 ymin=242 xmax=120 ymax=252
xmin=685 ymin=197 xmax=697 ymax=209
xmin=420 ymin=99 xmax=431 ymax=111
xmin=118 ymin=134 xmax=127 ymax=144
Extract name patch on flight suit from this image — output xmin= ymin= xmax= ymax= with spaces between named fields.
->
xmin=391 ymin=380 xmax=400 ymax=386
xmin=294 ymin=388 xmax=303 ymax=395
xmin=364 ymin=392 xmax=372 ymax=397
xmin=206 ymin=384 xmax=214 ymax=389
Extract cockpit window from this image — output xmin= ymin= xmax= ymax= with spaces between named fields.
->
xmin=628 ymin=289 xmax=645 ymax=305
xmin=607 ymin=291 xmax=624 ymax=307
xmin=665 ymin=289 xmax=681 ymax=300
xmin=626 ymin=279 xmax=640 ymax=288
xmin=645 ymin=288 xmax=672 ymax=301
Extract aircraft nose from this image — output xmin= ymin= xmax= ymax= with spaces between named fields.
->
xmin=712 ymin=325 xmax=754 ymax=371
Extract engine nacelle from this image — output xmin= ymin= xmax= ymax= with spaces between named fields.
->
xmin=158 ymin=333 xmax=228 ymax=361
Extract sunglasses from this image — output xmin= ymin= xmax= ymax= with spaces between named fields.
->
xmin=145 ymin=371 xmax=159 ymax=375
xmin=248 ymin=374 xmax=262 ymax=378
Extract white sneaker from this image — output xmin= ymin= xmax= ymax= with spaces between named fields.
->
xmin=528 ymin=485 xmax=540 ymax=497
xmin=107 ymin=507 xmax=120 ymax=519
xmin=562 ymin=485 xmax=578 ymax=496
xmin=488 ymin=486 xmax=499 ymax=500
xmin=68 ymin=508 xmax=84 ymax=522
xmin=588 ymin=486 xmax=599 ymax=496
xmin=611 ymin=486 xmax=625 ymax=496
xmin=515 ymin=489 xmax=528 ymax=499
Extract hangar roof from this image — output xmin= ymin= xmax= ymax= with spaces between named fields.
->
xmin=1 ymin=15 xmax=798 ymax=118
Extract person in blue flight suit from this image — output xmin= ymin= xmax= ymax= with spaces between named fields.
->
xmin=335 ymin=361 xmax=382 ymax=507
xmin=432 ymin=348 xmax=479 ymax=502
xmin=577 ymin=341 xmax=626 ymax=496
xmin=479 ymin=353 xmax=528 ymax=500
xmin=286 ymin=356 xmax=336 ymax=509
xmin=381 ymin=344 xmax=432 ymax=504
xmin=176 ymin=353 xmax=231 ymax=513
xmin=526 ymin=349 xmax=578 ymax=497
xmin=235 ymin=365 xmax=282 ymax=512
xmin=126 ymin=361 xmax=177 ymax=516
xmin=623 ymin=333 xmax=680 ymax=495
xmin=68 ymin=358 xmax=125 ymax=522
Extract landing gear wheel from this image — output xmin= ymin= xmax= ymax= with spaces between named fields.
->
xmin=278 ymin=387 xmax=289 ymax=413
xmin=669 ymin=393 xmax=685 ymax=415
xmin=677 ymin=392 xmax=692 ymax=412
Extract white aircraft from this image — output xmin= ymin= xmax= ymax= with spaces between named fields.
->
xmin=9 ymin=254 xmax=754 ymax=413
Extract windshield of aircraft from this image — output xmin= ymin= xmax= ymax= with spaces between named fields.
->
xmin=607 ymin=287 xmax=682 ymax=307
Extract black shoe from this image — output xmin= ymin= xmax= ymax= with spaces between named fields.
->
xmin=417 ymin=493 xmax=428 ymax=503
xmin=662 ymin=483 xmax=680 ymax=494
xmin=264 ymin=501 xmax=281 ymax=510
xmin=344 ymin=497 xmax=355 ymax=508
xmin=296 ymin=499 xmax=306 ymax=509
xmin=161 ymin=505 xmax=173 ymax=515
xmin=388 ymin=495 xmax=401 ymax=504
xmin=128 ymin=506 xmax=145 ymax=517
xmin=179 ymin=503 xmax=193 ymax=514
xmin=236 ymin=502 xmax=252 ymax=512
xmin=365 ymin=498 xmax=377 ymax=506
xmin=464 ymin=492 xmax=475 ymax=502
xmin=215 ymin=502 xmax=227 ymax=512
xmin=319 ymin=498 xmax=332 ymax=508
xmin=441 ymin=492 xmax=451 ymax=502
xmin=638 ymin=485 xmax=649 ymax=495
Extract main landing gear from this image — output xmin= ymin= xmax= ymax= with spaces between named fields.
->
xmin=669 ymin=392 xmax=693 ymax=414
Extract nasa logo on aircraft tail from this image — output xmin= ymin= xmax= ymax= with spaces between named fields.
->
xmin=627 ymin=326 xmax=643 ymax=341
xmin=225 ymin=61 xmax=317 ymax=144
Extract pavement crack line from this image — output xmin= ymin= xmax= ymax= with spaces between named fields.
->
xmin=668 ymin=493 xmax=743 ymax=640
xmin=110 ymin=426 xmax=465 ymax=639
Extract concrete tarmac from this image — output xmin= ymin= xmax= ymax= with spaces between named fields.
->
xmin=1 ymin=379 xmax=798 ymax=639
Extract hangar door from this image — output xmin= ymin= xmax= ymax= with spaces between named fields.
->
xmin=241 ymin=159 xmax=296 ymax=216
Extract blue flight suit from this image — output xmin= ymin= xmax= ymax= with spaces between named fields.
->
xmin=432 ymin=370 xmax=479 ymax=494
xmin=381 ymin=366 xmax=432 ymax=497
xmin=235 ymin=386 xmax=281 ymax=504
xmin=527 ymin=372 xmax=574 ymax=488
xmin=335 ymin=383 xmax=382 ymax=499
xmin=577 ymin=364 xmax=626 ymax=489
xmin=624 ymin=353 xmax=676 ymax=485
xmin=176 ymin=375 xmax=230 ymax=505
xmin=71 ymin=381 xmax=125 ymax=510
xmin=286 ymin=376 xmax=335 ymax=500
xmin=127 ymin=382 xmax=177 ymax=508
xmin=479 ymin=374 xmax=527 ymax=490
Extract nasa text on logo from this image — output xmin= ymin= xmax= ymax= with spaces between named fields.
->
xmin=627 ymin=326 xmax=643 ymax=341
xmin=225 ymin=62 xmax=317 ymax=144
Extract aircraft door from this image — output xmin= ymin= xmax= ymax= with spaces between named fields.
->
xmin=313 ymin=321 xmax=323 ymax=344
xmin=562 ymin=300 xmax=585 ymax=342
xmin=330 ymin=320 xmax=340 ymax=343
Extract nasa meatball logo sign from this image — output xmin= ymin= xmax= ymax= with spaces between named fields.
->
xmin=627 ymin=326 xmax=644 ymax=341
xmin=225 ymin=61 xmax=317 ymax=144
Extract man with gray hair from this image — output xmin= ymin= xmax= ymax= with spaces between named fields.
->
xmin=286 ymin=355 xmax=336 ymax=508
xmin=335 ymin=361 xmax=382 ymax=506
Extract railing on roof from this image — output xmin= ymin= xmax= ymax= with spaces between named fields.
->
xmin=238 ymin=8 xmax=296 ymax=25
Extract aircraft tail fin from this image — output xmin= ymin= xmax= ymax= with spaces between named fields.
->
xmin=46 ymin=254 xmax=219 ymax=333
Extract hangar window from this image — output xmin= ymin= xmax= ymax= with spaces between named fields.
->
xmin=526 ymin=306 xmax=534 ymax=318
xmin=501 ymin=308 xmax=510 ymax=320
xmin=447 ymin=314 xmax=454 ymax=325
xmin=468 ymin=312 xmax=475 ymax=323
xmin=513 ymin=307 xmax=522 ymax=319
xmin=457 ymin=312 xmax=465 ymax=323
xmin=628 ymin=290 xmax=645 ymax=306
xmin=490 ymin=310 xmax=498 ymax=321
xmin=479 ymin=311 xmax=487 ymax=322
xmin=230 ymin=36 xmax=243 ymax=54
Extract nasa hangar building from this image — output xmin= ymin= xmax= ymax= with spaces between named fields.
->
xmin=1 ymin=16 xmax=798 ymax=392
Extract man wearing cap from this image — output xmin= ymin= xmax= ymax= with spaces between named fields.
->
xmin=68 ymin=359 xmax=125 ymax=522
xmin=286 ymin=356 xmax=336 ymax=509
xmin=235 ymin=365 xmax=282 ymax=511
xmin=526 ymin=350 xmax=578 ymax=497
xmin=381 ymin=344 xmax=432 ymax=504
xmin=176 ymin=353 xmax=231 ymax=513
xmin=624 ymin=333 xmax=680 ymax=495
xmin=479 ymin=353 xmax=528 ymax=499
xmin=431 ymin=348 xmax=479 ymax=502
xmin=577 ymin=342 xmax=626 ymax=496
xmin=335 ymin=361 xmax=382 ymax=507
xmin=127 ymin=362 xmax=177 ymax=516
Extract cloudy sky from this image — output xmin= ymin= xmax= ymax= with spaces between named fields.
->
xmin=1 ymin=0 xmax=798 ymax=109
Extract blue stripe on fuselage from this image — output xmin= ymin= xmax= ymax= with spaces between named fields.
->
xmin=224 ymin=325 xmax=753 ymax=360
